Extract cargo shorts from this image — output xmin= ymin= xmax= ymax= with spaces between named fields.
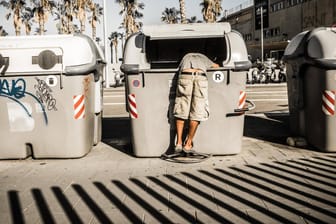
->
xmin=173 ymin=74 xmax=209 ymax=121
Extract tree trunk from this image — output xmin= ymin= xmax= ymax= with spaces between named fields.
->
xmin=110 ymin=43 xmax=113 ymax=63
xmin=114 ymin=41 xmax=118 ymax=64
xmin=25 ymin=22 xmax=31 ymax=35
xmin=78 ymin=8 xmax=85 ymax=32
xmin=179 ymin=0 xmax=186 ymax=24
xmin=203 ymin=0 xmax=215 ymax=23
xmin=14 ymin=9 xmax=21 ymax=36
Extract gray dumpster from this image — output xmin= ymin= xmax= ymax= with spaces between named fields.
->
xmin=284 ymin=27 xmax=336 ymax=152
xmin=0 ymin=34 xmax=105 ymax=159
xmin=121 ymin=23 xmax=251 ymax=157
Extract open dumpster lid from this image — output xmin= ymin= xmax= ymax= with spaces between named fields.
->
xmin=142 ymin=23 xmax=231 ymax=40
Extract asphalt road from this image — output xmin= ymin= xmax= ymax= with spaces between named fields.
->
xmin=103 ymin=86 xmax=128 ymax=118
xmin=246 ymin=83 xmax=288 ymax=114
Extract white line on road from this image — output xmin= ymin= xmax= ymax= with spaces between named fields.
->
xmin=104 ymin=103 xmax=126 ymax=105
xmin=249 ymin=99 xmax=288 ymax=102
xmin=104 ymin=95 xmax=125 ymax=98
xmin=246 ymin=91 xmax=287 ymax=94
xmin=248 ymin=95 xmax=287 ymax=98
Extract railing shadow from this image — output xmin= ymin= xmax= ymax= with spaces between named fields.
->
xmin=93 ymin=182 xmax=142 ymax=223
xmin=72 ymin=184 xmax=112 ymax=223
xmin=51 ymin=187 xmax=84 ymax=224
xmin=6 ymin=155 xmax=336 ymax=223
xmin=8 ymin=191 xmax=24 ymax=224
xmin=31 ymin=188 xmax=56 ymax=224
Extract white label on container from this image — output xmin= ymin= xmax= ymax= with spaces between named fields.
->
xmin=46 ymin=75 xmax=57 ymax=87
xmin=7 ymin=102 xmax=35 ymax=132
xmin=212 ymin=71 xmax=225 ymax=83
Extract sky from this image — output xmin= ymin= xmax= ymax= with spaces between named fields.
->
xmin=0 ymin=0 xmax=249 ymax=61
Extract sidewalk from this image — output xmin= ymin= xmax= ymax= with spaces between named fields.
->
xmin=0 ymin=113 xmax=335 ymax=223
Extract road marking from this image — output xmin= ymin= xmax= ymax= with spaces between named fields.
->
xmin=248 ymin=95 xmax=287 ymax=98
xmin=104 ymin=95 xmax=125 ymax=98
xmin=246 ymin=91 xmax=287 ymax=94
xmin=251 ymin=99 xmax=288 ymax=102
xmin=104 ymin=102 xmax=125 ymax=105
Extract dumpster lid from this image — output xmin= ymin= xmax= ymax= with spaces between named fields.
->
xmin=0 ymin=34 xmax=105 ymax=76
xmin=306 ymin=27 xmax=336 ymax=59
xmin=283 ymin=30 xmax=309 ymax=59
xmin=142 ymin=23 xmax=231 ymax=40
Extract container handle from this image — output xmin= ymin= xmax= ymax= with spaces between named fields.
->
xmin=227 ymin=99 xmax=256 ymax=117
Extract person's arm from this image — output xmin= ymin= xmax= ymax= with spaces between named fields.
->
xmin=203 ymin=55 xmax=219 ymax=69
xmin=211 ymin=63 xmax=219 ymax=68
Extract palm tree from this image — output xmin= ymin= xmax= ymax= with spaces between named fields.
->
xmin=116 ymin=0 xmax=145 ymax=38
xmin=31 ymin=0 xmax=56 ymax=35
xmin=75 ymin=0 xmax=94 ymax=33
xmin=0 ymin=0 xmax=26 ymax=35
xmin=119 ymin=32 xmax=125 ymax=54
xmin=108 ymin=31 xmax=122 ymax=63
xmin=21 ymin=5 xmax=33 ymax=35
xmin=200 ymin=0 xmax=222 ymax=23
xmin=214 ymin=0 xmax=222 ymax=19
xmin=178 ymin=0 xmax=186 ymax=24
xmin=161 ymin=7 xmax=180 ymax=24
xmin=55 ymin=0 xmax=76 ymax=34
xmin=88 ymin=2 xmax=103 ymax=40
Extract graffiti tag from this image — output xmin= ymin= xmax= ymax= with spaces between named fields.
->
xmin=0 ymin=78 xmax=26 ymax=99
xmin=35 ymin=77 xmax=57 ymax=111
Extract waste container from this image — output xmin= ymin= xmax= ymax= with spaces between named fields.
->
xmin=121 ymin=23 xmax=251 ymax=157
xmin=0 ymin=34 xmax=105 ymax=159
xmin=284 ymin=27 xmax=336 ymax=152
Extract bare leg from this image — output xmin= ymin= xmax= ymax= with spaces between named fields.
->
xmin=175 ymin=119 xmax=185 ymax=146
xmin=184 ymin=120 xmax=200 ymax=150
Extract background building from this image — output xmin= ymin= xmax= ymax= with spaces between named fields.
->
xmin=222 ymin=0 xmax=336 ymax=61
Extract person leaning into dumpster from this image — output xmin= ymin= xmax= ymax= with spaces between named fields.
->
xmin=173 ymin=53 xmax=219 ymax=152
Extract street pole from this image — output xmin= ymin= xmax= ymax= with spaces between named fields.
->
xmin=260 ymin=6 xmax=264 ymax=63
xmin=103 ymin=0 xmax=109 ymax=88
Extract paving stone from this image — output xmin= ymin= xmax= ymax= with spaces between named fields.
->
xmin=1 ymin=121 xmax=336 ymax=223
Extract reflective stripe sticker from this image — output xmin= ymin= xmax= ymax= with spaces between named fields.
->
xmin=322 ymin=90 xmax=335 ymax=116
xmin=238 ymin=91 xmax=246 ymax=109
xmin=128 ymin=93 xmax=138 ymax=119
xmin=73 ymin=95 xmax=85 ymax=119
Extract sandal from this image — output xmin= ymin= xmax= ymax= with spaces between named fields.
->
xmin=182 ymin=145 xmax=195 ymax=154
xmin=174 ymin=144 xmax=183 ymax=153
xmin=183 ymin=139 xmax=194 ymax=153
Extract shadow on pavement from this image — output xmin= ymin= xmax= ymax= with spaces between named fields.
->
xmin=6 ymin=155 xmax=336 ymax=223
xmin=244 ymin=113 xmax=290 ymax=145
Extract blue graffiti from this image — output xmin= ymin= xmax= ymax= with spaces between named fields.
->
xmin=0 ymin=78 xmax=48 ymax=124
xmin=0 ymin=78 xmax=26 ymax=99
